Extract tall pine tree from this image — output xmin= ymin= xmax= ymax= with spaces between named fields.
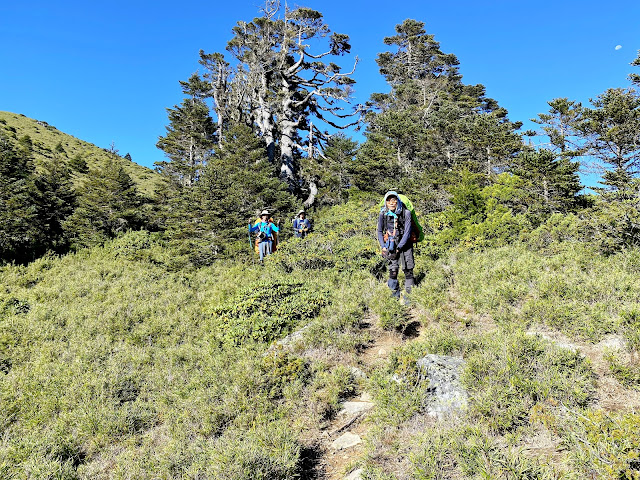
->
xmin=65 ymin=156 xmax=142 ymax=249
xmin=0 ymin=134 xmax=40 ymax=263
xmin=576 ymin=88 xmax=640 ymax=192
xmin=33 ymin=157 xmax=76 ymax=255
xmin=511 ymin=148 xmax=581 ymax=217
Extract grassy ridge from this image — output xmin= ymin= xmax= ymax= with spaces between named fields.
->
xmin=0 ymin=111 xmax=161 ymax=196
xmin=1 ymin=198 xmax=640 ymax=478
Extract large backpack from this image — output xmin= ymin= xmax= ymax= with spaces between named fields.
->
xmin=379 ymin=194 xmax=424 ymax=243
xmin=253 ymin=218 xmax=278 ymax=253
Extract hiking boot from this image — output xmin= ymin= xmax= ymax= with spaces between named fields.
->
xmin=388 ymin=278 xmax=400 ymax=299
xmin=405 ymin=277 xmax=415 ymax=295
xmin=401 ymin=293 xmax=411 ymax=306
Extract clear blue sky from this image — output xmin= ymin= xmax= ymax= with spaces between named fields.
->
xmin=1 ymin=0 xmax=638 ymax=181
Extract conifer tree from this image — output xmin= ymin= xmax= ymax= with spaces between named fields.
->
xmin=459 ymin=110 xmax=522 ymax=177
xmin=162 ymin=123 xmax=295 ymax=261
xmin=576 ymin=88 xmax=640 ymax=192
xmin=360 ymin=19 xmax=522 ymax=187
xmin=69 ymin=153 xmax=89 ymax=174
xmin=200 ymin=2 xmax=358 ymax=193
xmin=156 ymin=77 xmax=216 ymax=188
xmin=532 ymin=98 xmax=583 ymax=156
xmin=630 ymin=50 xmax=640 ymax=87
xmin=199 ymin=123 xmax=295 ymax=240
xmin=0 ymin=134 xmax=39 ymax=263
xmin=65 ymin=157 xmax=142 ymax=249
xmin=308 ymin=133 xmax=357 ymax=206
xmin=33 ymin=157 xmax=77 ymax=254
xmin=511 ymin=148 xmax=581 ymax=216
xmin=350 ymin=131 xmax=401 ymax=193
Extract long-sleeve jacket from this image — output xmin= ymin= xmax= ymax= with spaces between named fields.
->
xmin=293 ymin=218 xmax=311 ymax=237
xmin=249 ymin=221 xmax=279 ymax=241
xmin=377 ymin=195 xmax=412 ymax=251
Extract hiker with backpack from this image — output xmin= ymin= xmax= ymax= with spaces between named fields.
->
xmin=292 ymin=210 xmax=311 ymax=238
xmin=249 ymin=210 xmax=280 ymax=263
xmin=377 ymin=191 xmax=416 ymax=300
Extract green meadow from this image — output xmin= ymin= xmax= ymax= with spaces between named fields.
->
xmin=2 ymin=198 xmax=640 ymax=479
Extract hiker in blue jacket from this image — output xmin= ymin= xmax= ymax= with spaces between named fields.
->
xmin=249 ymin=210 xmax=280 ymax=262
xmin=377 ymin=191 xmax=415 ymax=299
xmin=292 ymin=210 xmax=311 ymax=238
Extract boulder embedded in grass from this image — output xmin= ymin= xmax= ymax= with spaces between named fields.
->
xmin=417 ymin=354 xmax=468 ymax=419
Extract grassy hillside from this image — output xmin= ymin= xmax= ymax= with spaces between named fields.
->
xmin=1 ymin=197 xmax=640 ymax=479
xmin=0 ymin=111 xmax=162 ymax=197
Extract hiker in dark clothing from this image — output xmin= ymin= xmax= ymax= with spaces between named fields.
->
xmin=377 ymin=191 xmax=415 ymax=299
xmin=292 ymin=210 xmax=311 ymax=238
xmin=249 ymin=210 xmax=279 ymax=262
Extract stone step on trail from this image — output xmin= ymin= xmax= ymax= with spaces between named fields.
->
xmin=331 ymin=432 xmax=362 ymax=450
xmin=344 ymin=467 xmax=364 ymax=480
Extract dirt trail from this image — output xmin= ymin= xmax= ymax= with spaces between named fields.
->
xmin=313 ymin=285 xmax=640 ymax=479
xmin=319 ymin=312 xmax=420 ymax=480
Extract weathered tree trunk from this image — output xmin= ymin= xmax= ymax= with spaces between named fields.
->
xmin=279 ymin=78 xmax=298 ymax=184
xmin=279 ymin=119 xmax=296 ymax=183
xmin=212 ymin=62 xmax=225 ymax=148
xmin=543 ymin=179 xmax=550 ymax=206
xmin=303 ymin=180 xmax=318 ymax=208
xmin=255 ymin=71 xmax=276 ymax=164
xmin=486 ymin=146 xmax=491 ymax=177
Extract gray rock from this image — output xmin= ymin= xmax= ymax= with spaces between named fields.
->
xmin=350 ymin=366 xmax=366 ymax=379
xmin=337 ymin=401 xmax=375 ymax=417
xmin=598 ymin=334 xmax=626 ymax=351
xmin=345 ymin=468 xmax=364 ymax=480
xmin=417 ymin=354 xmax=468 ymax=418
xmin=526 ymin=331 xmax=578 ymax=352
xmin=275 ymin=324 xmax=311 ymax=348
xmin=331 ymin=432 xmax=362 ymax=450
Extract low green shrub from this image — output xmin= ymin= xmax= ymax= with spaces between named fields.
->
xmin=308 ymin=364 xmax=358 ymax=419
xmin=201 ymin=421 xmax=301 ymax=480
xmin=463 ymin=332 xmax=595 ymax=433
xmin=408 ymin=424 xmax=549 ymax=480
xmin=366 ymin=367 xmax=429 ymax=427
xmin=370 ymin=291 xmax=410 ymax=331
xmin=302 ymin=272 xmax=372 ymax=352
xmin=525 ymin=213 xmax=581 ymax=252
xmin=259 ymin=351 xmax=310 ymax=399
xmin=207 ymin=280 xmax=329 ymax=346
xmin=539 ymin=408 xmax=640 ymax=479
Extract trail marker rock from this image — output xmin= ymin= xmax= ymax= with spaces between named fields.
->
xmin=337 ymin=401 xmax=375 ymax=417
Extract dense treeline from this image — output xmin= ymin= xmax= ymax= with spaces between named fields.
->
xmin=1 ymin=3 xmax=640 ymax=265
xmin=0 ymin=128 xmax=147 ymax=264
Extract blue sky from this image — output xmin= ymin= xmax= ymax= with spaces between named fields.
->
xmin=1 ymin=0 xmax=639 ymax=184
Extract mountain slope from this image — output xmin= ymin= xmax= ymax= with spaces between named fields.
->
xmin=2 ymin=197 xmax=640 ymax=478
xmin=0 ymin=111 xmax=162 ymax=196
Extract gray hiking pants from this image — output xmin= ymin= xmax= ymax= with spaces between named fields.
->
xmin=387 ymin=247 xmax=415 ymax=294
